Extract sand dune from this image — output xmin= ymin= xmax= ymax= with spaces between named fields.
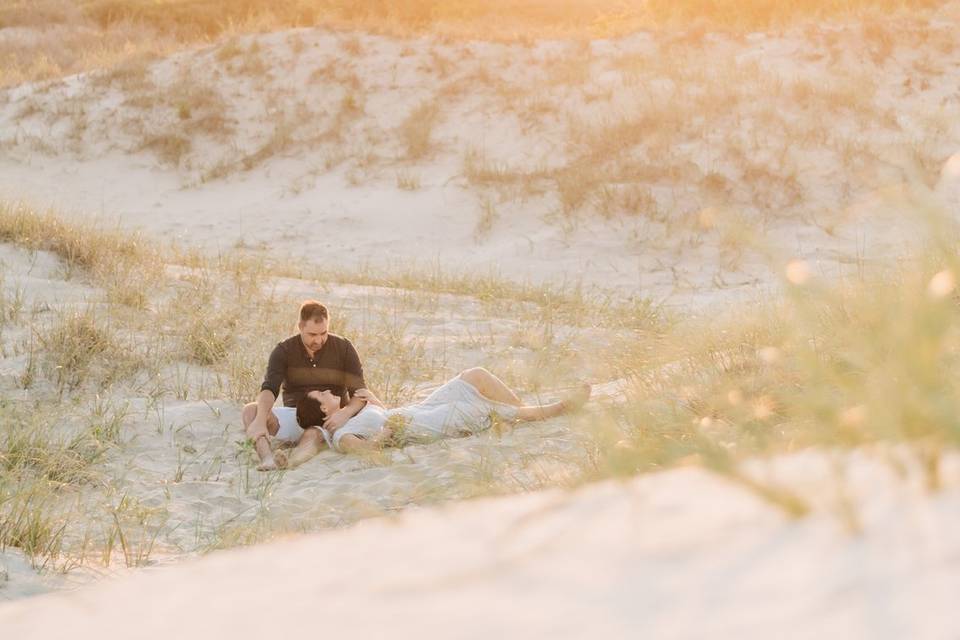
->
xmin=3 ymin=15 xmax=959 ymax=306
xmin=2 ymin=449 xmax=958 ymax=638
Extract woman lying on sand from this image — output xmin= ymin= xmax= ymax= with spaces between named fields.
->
xmin=273 ymin=367 xmax=591 ymax=469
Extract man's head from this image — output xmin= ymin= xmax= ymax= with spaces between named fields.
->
xmin=298 ymin=301 xmax=329 ymax=355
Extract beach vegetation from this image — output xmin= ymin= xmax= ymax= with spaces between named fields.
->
xmin=399 ymin=99 xmax=440 ymax=161
xmin=139 ymin=131 xmax=192 ymax=166
xmin=0 ymin=196 xmax=957 ymax=575
xmin=1 ymin=0 xmax=943 ymax=89
xmin=1 ymin=4 xmax=951 ymax=233
xmin=395 ymin=170 xmax=421 ymax=191
xmin=474 ymin=196 xmax=499 ymax=239
xmin=580 ymin=207 xmax=960 ymax=499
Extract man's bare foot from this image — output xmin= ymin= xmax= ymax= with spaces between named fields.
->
xmin=274 ymin=450 xmax=289 ymax=469
xmin=559 ymin=383 xmax=591 ymax=413
xmin=254 ymin=434 xmax=277 ymax=471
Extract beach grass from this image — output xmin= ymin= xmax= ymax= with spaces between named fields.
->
xmin=4 ymin=6 xmax=954 ymax=235
xmin=579 ymin=202 xmax=960 ymax=501
xmin=2 ymin=196 xmax=959 ymax=573
xmin=0 ymin=0 xmax=946 ymax=89
xmin=0 ymin=200 xmax=652 ymax=569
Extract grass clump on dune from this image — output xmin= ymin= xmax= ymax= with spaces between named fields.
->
xmin=586 ymin=206 xmax=960 ymax=509
xmin=0 ymin=399 xmax=165 ymax=571
xmin=40 ymin=308 xmax=147 ymax=394
xmin=0 ymin=201 xmax=162 ymax=301
xmin=0 ymin=403 xmax=105 ymax=571
xmin=0 ymin=202 xmax=148 ymax=273
xmin=1 ymin=404 xmax=106 ymax=486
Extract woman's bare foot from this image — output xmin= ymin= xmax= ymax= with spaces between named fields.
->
xmin=559 ymin=382 xmax=591 ymax=413
xmin=517 ymin=383 xmax=592 ymax=421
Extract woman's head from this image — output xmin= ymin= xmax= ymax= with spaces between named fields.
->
xmin=296 ymin=389 xmax=341 ymax=427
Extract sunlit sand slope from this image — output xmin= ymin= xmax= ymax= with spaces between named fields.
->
xmin=1 ymin=449 xmax=957 ymax=638
xmin=2 ymin=8 xmax=959 ymax=305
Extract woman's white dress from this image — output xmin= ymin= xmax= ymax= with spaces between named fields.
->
xmin=325 ymin=376 xmax=519 ymax=452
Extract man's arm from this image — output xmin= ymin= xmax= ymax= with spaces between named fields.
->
xmin=260 ymin=342 xmax=286 ymax=406
xmin=353 ymin=388 xmax=384 ymax=408
xmin=251 ymin=389 xmax=276 ymax=430
xmin=250 ymin=342 xmax=284 ymax=437
xmin=324 ymin=337 xmax=368 ymax=431
xmin=341 ymin=338 xmax=366 ymax=398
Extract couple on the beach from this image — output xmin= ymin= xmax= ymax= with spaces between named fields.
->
xmin=241 ymin=301 xmax=591 ymax=471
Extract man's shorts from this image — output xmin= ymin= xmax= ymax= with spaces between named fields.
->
xmin=272 ymin=407 xmax=304 ymax=443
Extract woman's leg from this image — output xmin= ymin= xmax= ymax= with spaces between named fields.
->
xmin=515 ymin=383 xmax=590 ymax=421
xmin=460 ymin=367 xmax=590 ymax=422
xmin=275 ymin=427 xmax=326 ymax=469
xmin=459 ymin=367 xmax=523 ymax=406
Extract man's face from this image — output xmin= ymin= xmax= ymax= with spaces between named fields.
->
xmin=299 ymin=317 xmax=329 ymax=355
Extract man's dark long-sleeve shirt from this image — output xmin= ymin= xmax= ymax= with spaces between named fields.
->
xmin=260 ymin=333 xmax=366 ymax=408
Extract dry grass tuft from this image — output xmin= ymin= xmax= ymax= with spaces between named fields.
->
xmin=395 ymin=169 xmax=421 ymax=190
xmin=399 ymin=99 xmax=440 ymax=160
xmin=474 ymin=196 xmax=499 ymax=239
xmin=1 ymin=405 xmax=106 ymax=486
xmin=582 ymin=207 xmax=960 ymax=502
xmin=182 ymin=316 xmax=236 ymax=366
xmin=39 ymin=308 xmax=145 ymax=393
xmin=0 ymin=201 xmax=160 ymax=281
xmin=140 ymin=132 xmax=192 ymax=166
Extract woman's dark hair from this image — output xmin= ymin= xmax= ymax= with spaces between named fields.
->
xmin=296 ymin=394 xmax=327 ymax=428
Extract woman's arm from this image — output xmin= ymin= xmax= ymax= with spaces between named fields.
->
xmin=337 ymin=425 xmax=394 ymax=454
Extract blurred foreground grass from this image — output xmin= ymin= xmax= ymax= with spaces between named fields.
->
xmin=1 ymin=197 xmax=959 ymax=575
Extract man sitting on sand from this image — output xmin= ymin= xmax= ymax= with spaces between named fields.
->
xmin=241 ymin=300 xmax=367 ymax=470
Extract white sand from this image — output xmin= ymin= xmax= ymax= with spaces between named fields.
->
xmin=1 ymin=449 xmax=958 ymax=638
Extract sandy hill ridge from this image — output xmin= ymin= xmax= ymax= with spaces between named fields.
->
xmin=1 ymin=10 xmax=959 ymax=306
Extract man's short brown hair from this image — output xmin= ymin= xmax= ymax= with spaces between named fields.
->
xmin=299 ymin=300 xmax=329 ymax=324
